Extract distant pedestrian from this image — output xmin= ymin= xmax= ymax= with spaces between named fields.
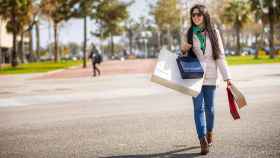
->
xmin=181 ymin=4 xmax=232 ymax=155
xmin=89 ymin=44 xmax=102 ymax=77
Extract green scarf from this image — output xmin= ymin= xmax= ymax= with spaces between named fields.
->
xmin=193 ymin=26 xmax=206 ymax=53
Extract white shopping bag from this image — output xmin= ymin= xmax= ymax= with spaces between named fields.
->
xmin=150 ymin=47 xmax=204 ymax=97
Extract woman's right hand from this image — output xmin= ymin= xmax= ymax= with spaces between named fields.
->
xmin=181 ymin=42 xmax=192 ymax=55
xmin=226 ymin=79 xmax=232 ymax=87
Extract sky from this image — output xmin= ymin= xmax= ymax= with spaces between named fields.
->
xmin=39 ymin=0 xmax=156 ymax=48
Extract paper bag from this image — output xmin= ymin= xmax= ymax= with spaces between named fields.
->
xmin=227 ymin=87 xmax=241 ymax=120
xmin=150 ymin=47 xmax=204 ymax=97
xmin=229 ymin=84 xmax=247 ymax=109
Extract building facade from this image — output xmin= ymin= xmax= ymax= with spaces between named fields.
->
xmin=0 ymin=18 xmax=30 ymax=65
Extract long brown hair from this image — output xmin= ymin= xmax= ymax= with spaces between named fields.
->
xmin=190 ymin=4 xmax=220 ymax=60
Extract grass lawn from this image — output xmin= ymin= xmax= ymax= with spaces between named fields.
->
xmin=226 ymin=55 xmax=280 ymax=65
xmin=0 ymin=60 xmax=82 ymax=75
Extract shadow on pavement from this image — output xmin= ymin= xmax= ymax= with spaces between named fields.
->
xmin=100 ymin=146 xmax=201 ymax=158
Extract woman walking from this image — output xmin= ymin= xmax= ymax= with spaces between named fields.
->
xmin=181 ymin=4 xmax=232 ymax=155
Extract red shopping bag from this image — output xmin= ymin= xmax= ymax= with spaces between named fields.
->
xmin=227 ymin=86 xmax=240 ymax=120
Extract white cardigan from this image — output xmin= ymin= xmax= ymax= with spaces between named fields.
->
xmin=192 ymin=29 xmax=231 ymax=86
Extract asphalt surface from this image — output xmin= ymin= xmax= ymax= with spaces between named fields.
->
xmin=0 ymin=63 xmax=280 ymax=158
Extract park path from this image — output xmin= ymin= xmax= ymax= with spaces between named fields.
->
xmin=1 ymin=60 xmax=280 ymax=158
xmin=33 ymin=59 xmax=157 ymax=80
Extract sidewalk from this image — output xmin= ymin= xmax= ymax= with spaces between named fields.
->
xmin=0 ymin=64 xmax=280 ymax=157
xmin=33 ymin=59 xmax=157 ymax=80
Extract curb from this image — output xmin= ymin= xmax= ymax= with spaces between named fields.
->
xmin=28 ymin=64 xmax=84 ymax=80
xmin=45 ymin=64 xmax=83 ymax=75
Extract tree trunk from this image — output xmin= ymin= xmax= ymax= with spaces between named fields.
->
xmin=157 ymin=31 xmax=161 ymax=52
xmin=254 ymin=33 xmax=259 ymax=59
xmin=35 ymin=22 xmax=40 ymax=61
xmin=11 ymin=7 xmax=18 ymax=67
xmin=235 ymin=24 xmax=241 ymax=56
xmin=217 ymin=23 xmax=225 ymax=46
xmin=54 ymin=22 xmax=59 ymax=62
xmin=111 ymin=33 xmax=114 ymax=58
xmin=12 ymin=31 xmax=18 ymax=67
xmin=178 ymin=31 xmax=182 ymax=48
xmin=19 ymin=32 xmax=24 ymax=64
xmin=28 ymin=27 xmax=34 ymax=62
xmin=83 ymin=16 xmax=87 ymax=68
xmin=268 ymin=6 xmax=275 ymax=59
xmin=128 ymin=29 xmax=133 ymax=54
xmin=0 ymin=48 xmax=2 ymax=69
xmin=167 ymin=27 xmax=172 ymax=50
xmin=0 ymin=20 xmax=2 ymax=68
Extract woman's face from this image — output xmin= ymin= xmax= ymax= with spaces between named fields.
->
xmin=192 ymin=8 xmax=204 ymax=27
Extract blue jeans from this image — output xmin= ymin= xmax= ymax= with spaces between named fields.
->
xmin=192 ymin=85 xmax=216 ymax=140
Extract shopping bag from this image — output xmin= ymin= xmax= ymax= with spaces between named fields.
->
xmin=229 ymin=83 xmax=247 ymax=109
xmin=176 ymin=55 xmax=204 ymax=79
xmin=227 ymin=86 xmax=240 ymax=120
xmin=150 ymin=47 xmax=204 ymax=97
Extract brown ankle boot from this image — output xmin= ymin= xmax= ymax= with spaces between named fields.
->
xmin=207 ymin=132 xmax=213 ymax=147
xmin=200 ymin=136 xmax=209 ymax=155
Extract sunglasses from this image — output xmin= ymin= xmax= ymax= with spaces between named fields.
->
xmin=192 ymin=12 xmax=203 ymax=17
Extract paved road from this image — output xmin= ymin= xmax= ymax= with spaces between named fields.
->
xmin=0 ymin=63 xmax=280 ymax=158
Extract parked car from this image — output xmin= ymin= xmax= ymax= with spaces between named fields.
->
xmin=111 ymin=54 xmax=121 ymax=60
xmin=264 ymin=47 xmax=271 ymax=55
xmin=40 ymin=55 xmax=53 ymax=61
xmin=69 ymin=52 xmax=83 ymax=60
xmin=274 ymin=46 xmax=280 ymax=55
xmin=127 ymin=54 xmax=136 ymax=59
xmin=261 ymin=46 xmax=280 ymax=56
xmin=241 ymin=48 xmax=257 ymax=55
xmin=224 ymin=49 xmax=235 ymax=56
xmin=134 ymin=50 xmax=145 ymax=58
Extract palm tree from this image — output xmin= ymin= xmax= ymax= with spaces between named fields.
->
xmin=0 ymin=0 xmax=33 ymax=67
xmin=75 ymin=0 xmax=97 ymax=68
xmin=151 ymin=0 xmax=181 ymax=50
xmin=41 ymin=0 xmax=79 ymax=62
xmin=28 ymin=2 xmax=41 ymax=62
xmin=221 ymin=0 xmax=251 ymax=55
xmin=93 ymin=0 xmax=129 ymax=58
xmin=124 ymin=19 xmax=135 ymax=56
xmin=251 ymin=0 xmax=280 ymax=58
xmin=19 ymin=2 xmax=34 ymax=64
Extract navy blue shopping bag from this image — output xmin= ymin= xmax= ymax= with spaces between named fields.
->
xmin=176 ymin=55 xmax=204 ymax=79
